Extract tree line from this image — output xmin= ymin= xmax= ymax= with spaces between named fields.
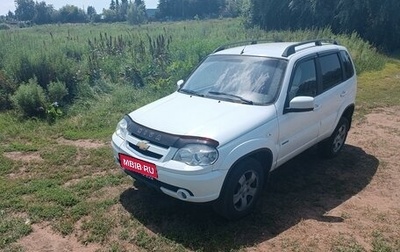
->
xmin=249 ymin=0 xmax=400 ymax=52
xmin=3 ymin=0 xmax=147 ymax=24
xmin=1 ymin=0 xmax=247 ymax=24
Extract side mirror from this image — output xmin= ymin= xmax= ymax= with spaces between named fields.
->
xmin=287 ymin=96 xmax=314 ymax=112
xmin=177 ymin=79 xmax=184 ymax=90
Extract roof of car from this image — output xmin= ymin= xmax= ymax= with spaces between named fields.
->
xmin=212 ymin=40 xmax=343 ymax=59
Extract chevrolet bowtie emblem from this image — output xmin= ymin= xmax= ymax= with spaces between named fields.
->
xmin=136 ymin=141 xmax=150 ymax=151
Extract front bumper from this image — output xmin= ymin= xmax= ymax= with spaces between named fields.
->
xmin=112 ymin=133 xmax=227 ymax=203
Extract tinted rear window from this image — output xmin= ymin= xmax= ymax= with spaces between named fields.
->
xmin=320 ymin=53 xmax=343 ymax=91
xmin=340 ymin=50 xmax=355 ymax=80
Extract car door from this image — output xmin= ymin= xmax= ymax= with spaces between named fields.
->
xmin=314 ymin=51 xmax=354 ymax=140
xmin=277 ymin=57 xmax=320 ymax=166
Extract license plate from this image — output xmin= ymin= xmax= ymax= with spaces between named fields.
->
xmin=119 ymin=154 xmax=158 ymax=179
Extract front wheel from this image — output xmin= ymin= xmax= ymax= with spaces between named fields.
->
xmin=319 ymin=117 xmax=349 ymax=158
xmin=213 ymin=158 xmax=264 ymax=220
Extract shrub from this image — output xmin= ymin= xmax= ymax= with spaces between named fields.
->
xmin=10 ymin=52 xmax=79 ymax=103
xmin=0 ymin=23 xmax=10 ymax=30
xmin=47 ymin=81 xmax=68 ymax=103
xmin=0 ymin=71 xmax=17 ymax=110
xmin=13 ymin=54 xmax=35 ymax=84
xmin=11 ymin=79 xmax=47 ymax=117
xmin=0 ymin=90 xmax=10 ymax=111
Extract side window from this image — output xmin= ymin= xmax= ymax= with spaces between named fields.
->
xmin=288 ymin=59 xmax=317 ymax=101
xmin=340 ymin=50 xmax=355 ymax=80
xmin=320 ymin=53 xmax=343 ymax=91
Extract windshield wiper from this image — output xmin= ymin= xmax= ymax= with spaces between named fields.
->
xmin=208 ymin=91 xmax=253 ymax=104
xmin=179 ymin=89 xmax=204 ymax=97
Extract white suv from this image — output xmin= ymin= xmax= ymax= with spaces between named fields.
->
xmin=112 ymin=39 xmax=357 ymax=219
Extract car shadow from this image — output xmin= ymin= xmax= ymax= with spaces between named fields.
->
xmin=119 ymin=144 xmax=378 ymax=251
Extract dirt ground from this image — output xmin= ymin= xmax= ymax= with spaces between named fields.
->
xmin=250 ymin=106 xmax=400 ymax=251
xmin=14 ymin=107 xmax=400 ymax=251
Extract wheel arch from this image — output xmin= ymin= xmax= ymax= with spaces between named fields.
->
xmin=341 ymin=103 xmax=355 ymax=129
xmin=230 ymin=148 xmax=273 ymax=174
xmin=218 ymin=148 xmax=273 ymax=197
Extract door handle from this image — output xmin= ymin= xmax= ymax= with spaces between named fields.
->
xmin=314 ymin=104 xmax=321 ymax=110
xmin=340 ymin=91 xmax=348 ymax=97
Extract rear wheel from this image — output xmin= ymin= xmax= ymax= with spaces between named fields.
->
xmin=213 ymin=158 xmax=264 ymax=220
xmin=319 ymin=117 xmax=349 ymax=158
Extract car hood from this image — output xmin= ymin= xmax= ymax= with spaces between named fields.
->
xmin=129 ymin=92 xmax=276 ymax=145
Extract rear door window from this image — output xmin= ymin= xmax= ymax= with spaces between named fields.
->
xmin=319 ymin=53 xmax=343 ymax=91
xmin=340 ymin=50 xmax=355 ymax=80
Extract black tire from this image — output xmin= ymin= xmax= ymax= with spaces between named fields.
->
xmin=213 ymin=158 xmax=264 ymax=220
xmin=319 ymin=117 xmax=349 ymax=158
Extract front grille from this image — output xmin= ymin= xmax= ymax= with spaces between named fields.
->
xmin=130 ymin=134 xmax=169 ymax=149
xmin=128 ymin=142 xmax=163 ymax=159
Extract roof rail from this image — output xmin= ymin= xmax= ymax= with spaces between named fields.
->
xmin=213 ymin=39 xmax=273 ymax=53
xmin=282 ymin=39 xmax=339 ymax=57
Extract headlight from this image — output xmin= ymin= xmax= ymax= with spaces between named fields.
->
xmin=173 ymin=144 xmax=218 ymax=166
xmin=115 ymin=118 xmax=128 ymax=139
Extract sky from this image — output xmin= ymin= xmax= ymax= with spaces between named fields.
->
xmin=0 ymin=0 xmax=159 ymax=16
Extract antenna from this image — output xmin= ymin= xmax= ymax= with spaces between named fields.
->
xmin=240 ymin=45 xmax=247 ymax=55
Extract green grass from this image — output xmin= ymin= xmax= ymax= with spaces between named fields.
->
xmin=0 ymin=19 xmax=399 ymax=251
xmin=356 ymin=60 xmax=400 ymax=117
xmin=371 ymin=230 xmax=400 ymax=252
xmin=0 ymin=212 xmax=32 ymax=248
xmin=70 ymin=175 xmax=126 ymax=198
xmin=40 ymin=145 xmax=78 ymax=166
xmin=332 ymin=235 xmax=365 ymax=252
xmin=0 ymin=155 xmax=14 ymax=176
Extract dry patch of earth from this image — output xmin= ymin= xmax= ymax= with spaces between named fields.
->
xmin=17 ymin=223 xmax=102 ymax=252
xmin=3 ymin=151 xmax=43 ymax=163
xmin=251 ymin=106 xmax=400 ymax=251
xmin=57 ymin=138 xmax=107 ymax=149
xmin=3 ymin=151 xmax=44 ymax=180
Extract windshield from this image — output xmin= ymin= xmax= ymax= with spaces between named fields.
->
xmin=180 ymin=55 xmax=287 ymax=105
